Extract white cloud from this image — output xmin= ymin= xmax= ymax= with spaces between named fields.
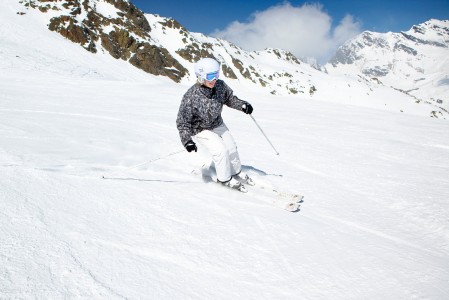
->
xmin=212 ymin=2 xmax=362 ymax=64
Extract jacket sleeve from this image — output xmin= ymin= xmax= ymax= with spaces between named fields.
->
xmin=176 ymin=95 xmax=193 ymax=146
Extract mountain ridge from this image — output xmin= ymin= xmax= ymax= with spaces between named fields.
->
xmin=17 ymin=0 xmax=315 ymax=96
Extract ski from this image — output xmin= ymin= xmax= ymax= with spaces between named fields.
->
xmin=192 ymin=165 xmax=247 ymax=193
xmin=220 ymin=180 xmax=248 ymax=193
xmin=244 ymin=183 xmax=303 ymax=212
xmin=193 ymin=164 xmax=304 ymax=212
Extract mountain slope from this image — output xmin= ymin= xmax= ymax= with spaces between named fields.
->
xmin=325 ymin=19 xmax=449 ymax=112
xmin=7 ymin=0 xmax=447 ymax=118
xmin=15 ymin=0 xmax=316 ymax=95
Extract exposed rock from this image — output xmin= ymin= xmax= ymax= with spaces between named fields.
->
xmin=159 ymin=18 xmax=184 ymax=30
xmin=232 ymin=58 xmax=252 ymax=80
xmin=24 ymin=0 xmax=188 ymax=82
xmin=106 ymin=0 xmax=151 ymax=34
xmin=129 ymin=44 xmax=188 ymax=82
xmin=176 ymin=44 xmax=211 ymax=63
xmin=48 ymin=15 xmax=96 ymax=53
xmin=101 ymin=28 xmax=137 ymax=60
xmin=221 ymin=64 xmax=237 ymax=79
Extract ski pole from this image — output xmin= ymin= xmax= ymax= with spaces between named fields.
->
xmin=102 ymin=149 xmax=185 ymax=179
xmin=249 ymin=114 xmax=280 ymax=156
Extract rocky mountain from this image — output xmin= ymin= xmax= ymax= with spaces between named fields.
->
xmin=325 ymin=19 xmax=449 ymax=111
xmin=17 ymin=0 xmax=316 ymax=96
xmin=19 ymin=0 xmax=188 ymax=82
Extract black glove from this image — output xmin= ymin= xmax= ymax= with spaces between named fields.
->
xmin=184 ymin=140 xmax=197 ymax=152
xmin=242 ymin=103 xmax=253 ymax=114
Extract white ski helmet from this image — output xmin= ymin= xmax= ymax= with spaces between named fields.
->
xmin=194 ymin=58 xmax=220 ymax=83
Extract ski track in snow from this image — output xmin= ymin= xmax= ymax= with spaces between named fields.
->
xmin=305 ymin=211 xmax=446 ymax=258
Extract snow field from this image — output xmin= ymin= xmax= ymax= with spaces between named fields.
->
xmin=1 ymin=70 xmax=449 ymax=299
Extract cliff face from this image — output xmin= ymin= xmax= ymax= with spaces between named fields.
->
xmin=22 ymin=0 xmax=187 ymax=82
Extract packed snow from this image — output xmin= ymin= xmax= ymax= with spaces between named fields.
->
xmin=1 ymin=1 xmax=449 ymax=299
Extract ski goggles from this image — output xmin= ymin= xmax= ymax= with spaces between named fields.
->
xmin=205 ymin=70 xmax=219 ymax=81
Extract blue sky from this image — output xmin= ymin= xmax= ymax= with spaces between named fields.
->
xmin=132 ymin=0 xmax=449 ymax=63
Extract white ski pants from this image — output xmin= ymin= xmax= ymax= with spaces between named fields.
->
xmin=195 ymin=123 xmax=242 ymax=182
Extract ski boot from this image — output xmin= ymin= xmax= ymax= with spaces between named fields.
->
xmin=234 ymin=172 xmax=255 ymax=186
xmin=221 ymin=177 xmax=247 ymax=193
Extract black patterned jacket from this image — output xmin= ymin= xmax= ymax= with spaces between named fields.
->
xmin=176 ymin=80 xmax=250 ymax=146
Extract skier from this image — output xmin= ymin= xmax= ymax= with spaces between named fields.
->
xmin=176 ymin=57 xmax=254 ymax=191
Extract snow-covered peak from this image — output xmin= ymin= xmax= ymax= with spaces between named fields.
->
xmin=325 ymin=19 xmax=449 ymax=112
xmin=404 ymin=19 xmax=449 ymax=46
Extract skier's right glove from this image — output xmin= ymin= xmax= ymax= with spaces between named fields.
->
xmin=184 ymin=140 xmax=197 ymax=152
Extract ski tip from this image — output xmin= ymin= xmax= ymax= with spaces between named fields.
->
xmin=293 ymin=195 xmax=304 ymax=203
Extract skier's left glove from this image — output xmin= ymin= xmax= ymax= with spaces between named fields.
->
xmin=242 ymin=103 xmax=253 ymax=114
xmin=184 ymin=140 xmax=197 ymax=152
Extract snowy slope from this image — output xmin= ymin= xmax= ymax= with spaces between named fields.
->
xmin=2 ymin=1 xmax=449 ymax=299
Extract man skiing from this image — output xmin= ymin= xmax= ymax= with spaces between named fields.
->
xmin=176 ymin=57 xmax=254 ymax=192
